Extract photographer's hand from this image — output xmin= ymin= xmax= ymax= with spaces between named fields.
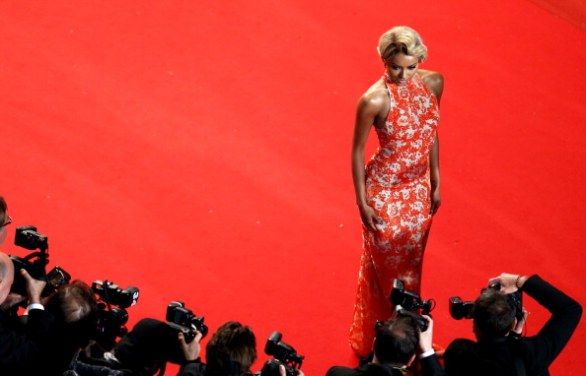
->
xmin=21 ymin=269 xmax=46 ymax=305
xmin=489 ymin=273 xmax=528 ymax=294
xmin=279 ymin=365 xmax=305 ymax=376
xmin=178 ymin=331 xmax=203 ymax=362
xmin=419 ymin=315 xmax=434 ymax=354
xmin=513 ymin=309 xmax=529 ymax=335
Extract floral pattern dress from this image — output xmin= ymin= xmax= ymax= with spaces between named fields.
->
xmin=349 ymin=73 xmax=440 ymax=357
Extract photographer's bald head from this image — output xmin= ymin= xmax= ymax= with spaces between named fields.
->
xmin=0 ymin=252 xmax=15 ymax=304
xmin=0 ymin=196 xmax=9 ymax=246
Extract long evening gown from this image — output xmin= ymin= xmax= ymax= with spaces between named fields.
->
xmin=349 ymin=73 xmax=440 ymax=357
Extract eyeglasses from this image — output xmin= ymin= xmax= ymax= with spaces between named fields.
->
xmin=0 ymin=214 xmax=12 ymax=228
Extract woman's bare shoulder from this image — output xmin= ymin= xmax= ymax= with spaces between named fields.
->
xmin=418 ymin=69 xmax=444 ymax=99
xmin=358 ymin=78 xmax=388 ymax=109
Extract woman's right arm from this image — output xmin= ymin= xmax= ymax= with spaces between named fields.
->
xmin=352 ymin=93 xmax=383 ymax=232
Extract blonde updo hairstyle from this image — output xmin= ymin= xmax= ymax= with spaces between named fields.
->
xmin=378 ymin=26 xmax=428 ymax=63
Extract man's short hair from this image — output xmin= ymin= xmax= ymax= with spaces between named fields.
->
xmin=48 ymin=280 xmax=99 ymax=323
xmin=206 ymin=321 xmax=257 ymax=376
xmin=45 ymin=280 xmax=99 ymax=348
xmin=473 ymin=289 xmax=515 ymax=338
xmin=374 ymin=316 xmax=419 ymax=365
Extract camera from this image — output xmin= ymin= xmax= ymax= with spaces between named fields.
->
xmin=91 ymin=280 xmax=140 ymax=350
xmin=9 ymin=226 xmax=51 ymax=296
xmin=92 ymin=280 xmax=139 ymax=309
xmin=46 ymin=266 xmax=72 ymax=290
xmin=389 ymin=279 xmax=434 ymax=331
xmin=449 ymin=283 xmax=524 ymax=321
xmin=449 ymin=296 xmax=474 ymax=320
xmin=165 ymin=301 xmax=208 ymax=343
xmin=14 ymin=225 xmax=49 ymax=251
xmin=261 ymin=331 xmax=304 ymax=376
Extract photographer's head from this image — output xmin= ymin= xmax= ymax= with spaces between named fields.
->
xmin=206 ymin=321 xmax=257 ymax=376
xmin=372 ymin=316 xmax=419 ymax=367
xmin=472 ymin=288 xmax=515 ymax=339
xmin=46 ymin=280 xmax=99 ymax=344
xmin=0 ymin=196 xmax=10 ymax=246
xmin=0 ymin=252 xmax=15 ymax=303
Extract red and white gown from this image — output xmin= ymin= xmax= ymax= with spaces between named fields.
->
xmin=349 ymin=73 xmax=440 ymax=357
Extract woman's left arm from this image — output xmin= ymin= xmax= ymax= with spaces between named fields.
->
xmin=429 ymin=134 xmax=441 ymax=215
xmin=424 ymin=72 xmax=444 ymax=216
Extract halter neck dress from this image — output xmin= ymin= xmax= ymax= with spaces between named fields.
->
xmin=350 ymin=73 xmax=440 ymax=357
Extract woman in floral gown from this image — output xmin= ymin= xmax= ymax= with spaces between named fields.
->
xmin=349 ymin=26 xmax=443 ymax=357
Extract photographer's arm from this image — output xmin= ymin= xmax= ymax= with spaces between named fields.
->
xmin=20 ymin=269 xmax=53 ymax=341
xmin=21 ymin=269 xmax=46 ymax=307
xmin=0 ymin=271 xmax=52 ymax=369
xmin=177 ymin=331 xmax=205 ymax=376
xmin=419 ymin=316 xmax=445 ymax=376
xmin=520 ymin=275 xmax=582 ymax=369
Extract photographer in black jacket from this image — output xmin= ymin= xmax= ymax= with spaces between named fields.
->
xmin=178 ymin=321 xmax=258 ymax=376
xmin=0 ymin=251 xmax=52 ymax=375
xmin=327 ymin=315 xmax=444 ymax=376
xmin=444 ymin=273 xmax=582 ymax=376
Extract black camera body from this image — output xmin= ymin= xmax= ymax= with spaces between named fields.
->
xmin=449 ymin=283 xmax=524 ymax=321
xmin=91 ymin=280 xmax=140 ymax=350
xmin=449 ymin=296 xmax=474 ymax=320
xmin=92 ymin=280 xmax=139 ymax=309
xmin=9 ymin=226 xmax=50 ymax=296
xmin=165 ymin=301 xmax=208 ymax=343
xmin=14 ymin=225 xmax=49 ymax=251
xmin=261 ymin=331 xmax=304 ymax=376
xmin=389 ymin=279 xmax=434 ymax=331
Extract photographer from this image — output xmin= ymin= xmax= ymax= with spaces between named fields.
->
xmin=444 ymin=273 xmax=582 ymax=376
xmin=0 ymin=251 xmax=52 ymax=375
xmin=178 ymin=321 xmax=257 ymax=376
xmin=40 ymin=280 xmax=100 ymax=375
xmin=327 ymin=315 xmax=444 ymax=376
xmin=71 ymin=317 xmax=211 ymax=376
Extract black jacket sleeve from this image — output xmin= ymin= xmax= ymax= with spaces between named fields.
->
xmin=0 ymin=309 xmax=54 ymax=371
xmin=420 ymin=354 xmax=445 ymax=376
xmin=521 ymin=274 xmax=582 ymax=371
xmin=178 ymin=361 xmax=207 ymax=376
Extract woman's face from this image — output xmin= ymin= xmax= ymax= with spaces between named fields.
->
xmin=384 ymin=53 xmax=419 ymax=86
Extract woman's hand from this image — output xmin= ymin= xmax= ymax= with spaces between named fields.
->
xmin=359 ymin=204 xmax=381 ymax=232
xmin=430 ymin=187 xmax=441 ymax=215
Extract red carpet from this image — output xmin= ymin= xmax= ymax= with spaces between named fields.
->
xmin=1 ymin=1 xmax=584 ymax=375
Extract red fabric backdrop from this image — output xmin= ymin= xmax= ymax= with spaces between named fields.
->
xmin=1 ymin=1 xmax=584 ymax=374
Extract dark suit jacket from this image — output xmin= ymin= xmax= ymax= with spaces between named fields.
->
xmin=0 ymin=308 xmax=54 ymax=375
xmin=327 ymin=354 xmax=444 ymax=376
xmin=444 ymin=275 xmax=582 ymax=376
xmin=178 ymin=361 xmax=206 ymax=376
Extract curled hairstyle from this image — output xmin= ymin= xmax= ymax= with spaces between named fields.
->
xmin=206 ymin=321 xmax=257 ymax=376
xmin=378 ymin=26 xmax=428 ymax=63
xmin=374 ymin=316 xmax=419 ymax=365
xmin=473 ymin=289 xmax=515 ymax=338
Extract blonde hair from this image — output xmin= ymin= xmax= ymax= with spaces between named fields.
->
xmin=378 ymin=26 xmax=428 ymax=63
